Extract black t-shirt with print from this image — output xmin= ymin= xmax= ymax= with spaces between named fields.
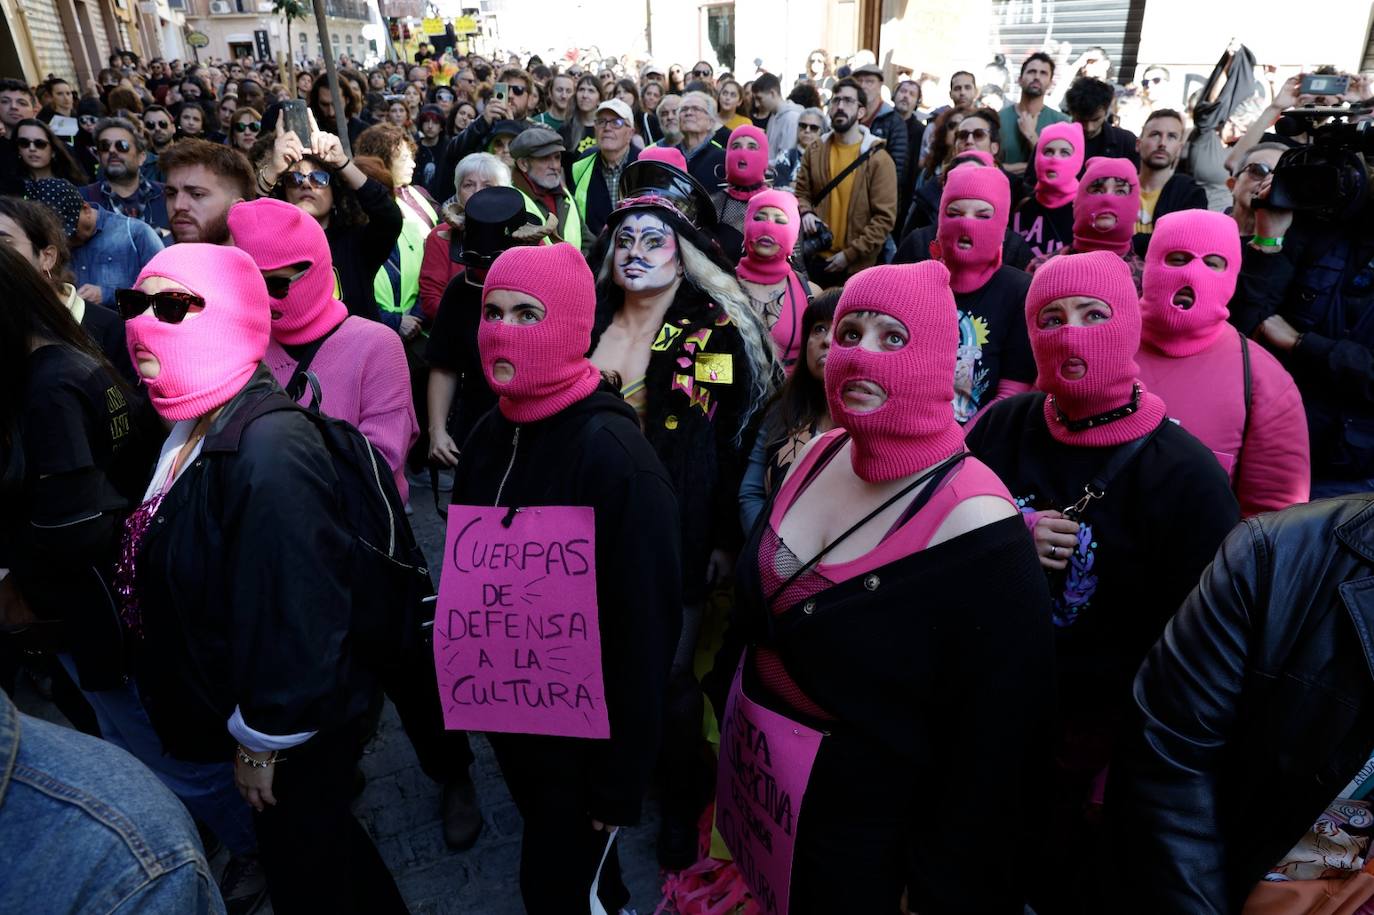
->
xmin=951 ymin=265 xmax=1035 ymax=424
xmin=1011 ymin=197 xmax=1074 ymax=260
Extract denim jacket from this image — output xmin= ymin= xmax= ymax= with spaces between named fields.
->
xmin=0 ymin=691 xmax=224 ymax=914
xmin=70 ymin=207 xmax=165 ymax=309
xmin=81 ymin=177 xmax=171 ymax=236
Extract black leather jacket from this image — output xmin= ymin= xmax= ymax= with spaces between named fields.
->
xmin=1111 ymin=496 xmax=1374 ymax=914
xmin=133 ymin=367 xmax=375 ymax=762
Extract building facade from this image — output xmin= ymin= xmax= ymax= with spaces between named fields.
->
xmin=181 ymin=0 xmax=377 ymax=65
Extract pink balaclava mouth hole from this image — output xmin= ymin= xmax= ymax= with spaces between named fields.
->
xmin=824 ymin=261 xmax=968 ymax=482
xmin=227 ymin=197 xmax=348 ymax=346
xmin=725 ymin=125 xmax=770 ymax=200
xmin=736 ymin=189 xmax=800 ymax=285
xmin=1072 ymin=157 xmax=1140 ymax=255
xmin=1034 ymin=121 xmax=1085 ymax=210
xmin=1140 ymin=209 xmax=1242 ymax=358
xmin=124 ymin=243 xmax=270 ymax=422
xmin=937 ymin=165 xmax=1011 ymax=293
xmin=1025 ymin=250 xmax=1166 ymax=446
xmin=478 ymin=243 xmax=603 ymax=423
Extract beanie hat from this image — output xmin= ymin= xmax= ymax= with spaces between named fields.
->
xmin=227 ymin=198 xmax=348 ymax=345
xmin=736 ymin=189 xmax=800 ymax=285
xmin=1033 ymin=122 xmax=1085 ymax=210
xmin=826 ymin=262 xmax=967 ymax=481
xmin=418 ymin=104 xmax=444 ymax=124
xmin=1026 ymin=251 xmax=1166 ymax=446
xmin=937 ymin=165 xmax=1011 ymax=293
xmin=1140 ymin=209 xmax=1242 ymax=358
xmin=1072 ymin=157 xmax=1140 ymax=255
xmin=124 ymin=244 xmax=270 ymax=421
xmin=638 ymin=146 xmax=689 ymax=172
xmin=724 ymin=124 xmax=770 ymax=200
xmin=25 ymin=177 xmax=84 ymax=237
xmin=479 ymin=243 xmax=602 ymax=423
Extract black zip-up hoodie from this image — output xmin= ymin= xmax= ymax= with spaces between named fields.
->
xmin=451 ymin=386 xmax=683 ymax=825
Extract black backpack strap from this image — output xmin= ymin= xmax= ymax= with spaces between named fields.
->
xmin=811 ymin=145 xmax=878 ymax=207
xmin=284 ymin=322 xmax=345 ymax=405
xmin=1234 ymin=328 xmax=1253 ymax=478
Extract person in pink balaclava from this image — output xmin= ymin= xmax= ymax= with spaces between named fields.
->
xmin=934 ymin=162 xmax=1035 ymax=423
xmin=116 ymin=243 xmax=409 ymax=914
xmin=964 ymin=250 xmax=1238 ymax=915
xmin=1135 ymin=209 xmax=1309 ymax=516
xmin=1027 ymin=156 xmax=1146 ymax=292
xmin=448 ymin=242 xmax=682 ymax=915
xmin=711 ymin=123 xmax=771 ymax=260
xmin=735 ymin=188 xmax=820 ymax=369
xmin=708 ymin=259 xmax=1055 ymax=913
xmin=1011 ymin=121 xmax=1084 ymax=260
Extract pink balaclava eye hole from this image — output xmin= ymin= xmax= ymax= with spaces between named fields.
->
xmin=724 ymin=125 xmax=769 ymax=200
xmin=1034 ymin=121 xmax=1085 ymax=210
xmin=824 ymin=261 xmax=968 ymax=482
xmin=1140 ymin=209 xmax=1242 ymax=357
xmin=1072 ymin=156 xmax=1140 ymax=255
xmin=227 ymin=197 xmax=347 ymax=346
xmin=124 ymin=244 xmax=271 ymax=422
xmin=736 ymin=189 xmax=800 ymax=285
xmin=478 ymin=243 xmax=603 ymax=423
xmin=937 ymin=165 xmax=1011 ymax=294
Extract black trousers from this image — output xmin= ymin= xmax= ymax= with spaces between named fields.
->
xmin=256 ymin=720 xmax=410 ymax=915
xmin=488 ymin=732 xmax=630 ymax=914
xmin=378 ymin=645 xmax=475 ymax=782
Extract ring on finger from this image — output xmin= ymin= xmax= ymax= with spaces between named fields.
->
xmin=1049 ymin=545 xmax=1059 ymax=559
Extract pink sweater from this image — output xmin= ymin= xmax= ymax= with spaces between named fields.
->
xmin=1136 ymin=329 xmax=1309 ymax=517
xmin=266 ymin=316 xmax=420 ymax=502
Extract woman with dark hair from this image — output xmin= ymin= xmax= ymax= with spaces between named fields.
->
xmin=613 ymin=79 xmax=644 ymax=147
xmin=446 ymin=98 xmax=476 ymax=137
xmin=716 ymin=78 xmax=750 ymax=131
xmin=561 ymin=74 xmax=603 ymax=158
xmin=11 ymin=118 xmax=89 ymax=185
xmin=0 ymin=197 xmax=132 ymax=379
xmin=667 ymin=64 xmax=687 ymax=95
xmin=738 ymin=287 xmax=839 ymax=532
xmin=263 ymin=118 xmax=403 ymax=323
xmin=308 ymin=76 xmax=368 ymax=143
xmin=176 ymin=100 xmax=209 ymax=140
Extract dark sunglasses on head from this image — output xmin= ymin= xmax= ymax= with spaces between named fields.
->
xmin=955 ymin=127 xmax=990 ymax=142
xmin=1239 ymin=161 xmax=1273 ymax=180
xmin=283 ymin=169 xmax=332 ymax=188
xmin=116 ymin=288 xmax=206 ymax=323
xmin=16 ymin=137 xmax=50 ymax=150
xmin=264 ymin=266 xmax=309 ymax=299
xmin=98 ymin=138 xmax=132 ymax=153
xmin=233 ymin=120 xmax=262 ymax=133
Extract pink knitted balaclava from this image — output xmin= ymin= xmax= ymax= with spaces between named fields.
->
xmin=1034 ymin=121 xmax=1085 ymax=209
xmin=125 ymin=244 xmax=270 ymax=421
xmin=638 ymin=146 xmax=688 ymax=172
xmin=227 ymin=197 xmax=348 ymax=345
xmin=825 ymin=262 xmax=968 ymax=482
xmin=479 ymin=243 xmax=602 ymax=423
xmin=1072 ymin=157 xmax=1140 ymax=254
xmin=1140 ymin=209 xmax=1242 ymax=358
xmin=937 ymin=165 xmax=1011 ymax=293
xmin=1026 ymin=250 xmax=1166 ymax=446
xmin=725 ymin=125 xmax=769 ymax=200
xmin=736 ymin=189 xmax=800 ymax=285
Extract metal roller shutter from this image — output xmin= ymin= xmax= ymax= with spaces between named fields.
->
xmin=990 ymin=0 xmax=1143 ymax=83
xmin=25 ymin=0 xmax=78 ymax=81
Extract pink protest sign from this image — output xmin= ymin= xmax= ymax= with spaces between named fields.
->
xmin=715 ymin=662 xmax=824 ymax=915
xmin=433 ymin=505 xmax=609 ymax=739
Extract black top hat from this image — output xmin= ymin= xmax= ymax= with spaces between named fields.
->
xmin=613 ymin=159 xmax=718 ymax=230
xmin=462 ymin=186 xmax=540 ymax=272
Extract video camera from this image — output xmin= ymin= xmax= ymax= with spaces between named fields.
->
xmin=1265 ymin=102 xmax=1374 ymax=218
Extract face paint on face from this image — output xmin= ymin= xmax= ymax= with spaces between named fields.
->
xmin=612 ymin=213 xmax=681 ymax=293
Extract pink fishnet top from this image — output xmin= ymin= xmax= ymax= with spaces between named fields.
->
xmin=754 ymin=429 xmax=1013 ymax=719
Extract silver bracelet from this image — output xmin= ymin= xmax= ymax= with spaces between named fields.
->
xmin=236 ymin=745 xmax=277 ymax=768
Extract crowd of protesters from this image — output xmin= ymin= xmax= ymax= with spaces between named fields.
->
xmin=0 ymin=34 xmax=1373 ymax=915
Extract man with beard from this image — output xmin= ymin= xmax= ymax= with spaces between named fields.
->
xmin=1133 ymin=108 xmax=1207 ymax=255
xmin=158 ymin=139 xmax=253 ymax=245
xmin=80 ymin=118 xmax=170 ymax=236
xmin=653 ymin=94 xmax=683 ymax=148
xmin=998 ymin=52 xmax=1070 ymax=176
xmin=534 ymin=72 xmax=576 ymax=131
xmin=510 ymin=126 xmax=582 ymax=248
xmin=434 ymin=66 xmax=536 ymax=203
xmin=140 ymin=106 xmax=177 ymax=182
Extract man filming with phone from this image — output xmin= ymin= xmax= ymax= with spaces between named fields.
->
xmin=432 ymin=67 xmax=535 ymax=202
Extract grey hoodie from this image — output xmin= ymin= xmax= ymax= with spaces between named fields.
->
xmin=765 ymin=100 xmax=804 ymax=162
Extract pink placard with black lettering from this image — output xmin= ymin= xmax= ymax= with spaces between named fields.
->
xmin=433 ymin=505 xmax=609 ymax=739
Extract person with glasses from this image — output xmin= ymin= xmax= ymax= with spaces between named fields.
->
xmin=71 ymin=96 xmax=106 ymax=179
xmin=772 ymin=105 xmax=825 ymax=191
xmin=11 ymin=117 xmax=89 ymax=186
xmin=113 ymin=243 xmax=408 ymax=914
xmin=228 ymin=106 xmax=263 ymax=156
xmin=673 ymin=90 xmax=728 ymax=192
xmin=141 ymin=104 xmax=178 ymax=165
xmin=433 ymin=66 xmax=535 ymax=204
xmin=26 ymin=177 xmax=163 ymax=309
xmin=688 ymin=61 xmax=715 ymax=91
xmin=1225 ymin=143 xmax=1285 ymax=238
xmin=78 ymin=117 xmax=168 ymax=236
xmin=570 ymin=98 xmax=640 ymax=251
xmin=795 ymin=77 xmax=898 ymax=287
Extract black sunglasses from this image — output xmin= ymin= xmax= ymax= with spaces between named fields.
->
xmin=283 ymin=170 xmax=332 ymax=188
xmin=1239 ymin=161 xmax=1273 ymax=180
xmin=692 ymin=68 xmax=712 ymax=77
xmin=116 ymin=289 xmax=205 ymax=323
xmin=233 ymin=120 xmax=262 ymax=133
xmin=264 ymin=266 xmax=309 ymax=299
xmin=98 ymin=138 xmax=132 ymax=153
xmin=16 ymin=137 xmax=49 ymax=150
xmin=955 ymin=127 xmax=990 ymax=142
xmin=507 ymin=85 xmax=527 ymax=97
xmin=145 ymin=119 xmax=172 ymax=129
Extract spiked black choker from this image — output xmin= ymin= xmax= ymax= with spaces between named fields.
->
xmin=1049 ymin=383 xmax=1142 ymax=432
